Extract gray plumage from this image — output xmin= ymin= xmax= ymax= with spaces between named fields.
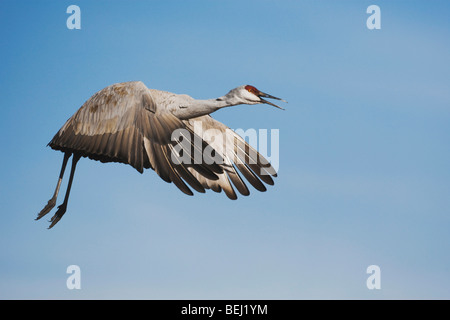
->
xmin=37 ymin=81 xmax=285 ymax=228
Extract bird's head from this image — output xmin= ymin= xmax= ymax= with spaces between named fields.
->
xmin=226 ymin=85 xmax=287 ymax=110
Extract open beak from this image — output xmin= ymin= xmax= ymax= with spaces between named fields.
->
xmin=258 ymin=91 xmax=287 ymax=110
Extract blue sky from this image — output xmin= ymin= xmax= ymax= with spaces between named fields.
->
xmin=0 ymin=0 xmax=449 ymax=299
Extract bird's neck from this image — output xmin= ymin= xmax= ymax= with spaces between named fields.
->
xmin=172 ymin=95 xmax=241 ymax=120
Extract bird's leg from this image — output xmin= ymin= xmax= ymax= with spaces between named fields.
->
xmin=36 ymin=152 xmax=71 ymax=220
xmin=48 ymin=154 xmax=81 ymax=229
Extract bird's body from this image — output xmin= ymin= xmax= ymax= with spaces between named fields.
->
xmin=37 ymin=81 xmax=285 ymax=228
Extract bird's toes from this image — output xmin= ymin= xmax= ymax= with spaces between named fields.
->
xmin=48 ymin=204 xmax=67 ymax=229
xmin=36 ymin=198 xmax=57 ymax=220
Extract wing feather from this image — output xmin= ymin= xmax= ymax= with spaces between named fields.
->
xmin=183 ymin=115 xmax=278 ymax=198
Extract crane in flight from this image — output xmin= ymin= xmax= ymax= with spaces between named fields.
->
xmin=36 ymin=81 xmax=286 ymax=228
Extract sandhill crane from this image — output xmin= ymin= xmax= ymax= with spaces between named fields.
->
xmin=36 ymin=81 xmax=286 ymax=228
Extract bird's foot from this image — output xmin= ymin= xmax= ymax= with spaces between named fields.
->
xmin=48 ymin=203 xmax=67 ymax=229
xmin=36 ymin=197 xmax=57 ymax=220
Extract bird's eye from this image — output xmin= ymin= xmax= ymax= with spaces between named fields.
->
xmin=245 ymin=85 xmax=259 ymax=95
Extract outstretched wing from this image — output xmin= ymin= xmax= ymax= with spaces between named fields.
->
xmin=183 ymin=115 xmax=278 ymax=199
xmin=49 ymin=81 xmax=223 ymax=195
